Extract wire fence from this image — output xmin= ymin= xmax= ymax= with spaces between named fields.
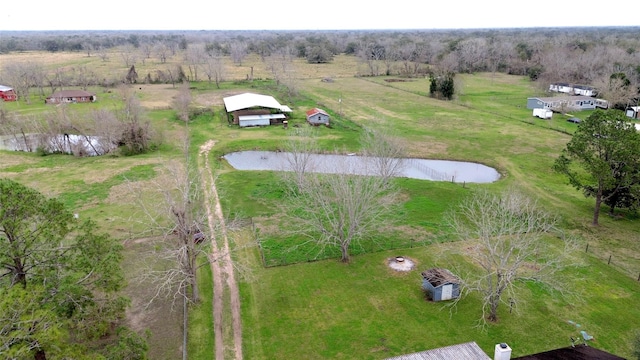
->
xmin=243 ymin=217 xmax=451 ymax=268
xmin=583 ymin=242 xmax=640 ymax=282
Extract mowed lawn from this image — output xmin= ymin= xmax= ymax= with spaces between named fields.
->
xmin=223 ymin=73 xmax=640 ymax=359
xmin=240 ymin=245 xmax=640 ymax=359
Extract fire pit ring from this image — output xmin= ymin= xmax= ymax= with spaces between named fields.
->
xmin=387 ymin=256 xmax=415 ymax=272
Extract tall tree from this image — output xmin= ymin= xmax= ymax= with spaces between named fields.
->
xmin=116 ymin=85 xmax=156 ymax=155
xmin=202 ymin=51 xmax=225 ymax=88
xmin=126 ymin=65 xmax=139 ymax=84
xmin=1 ymin=61 xmax=40 ymax=103
xmin=554 ymin=109 xmax=640 ymax=225
xmin=130 ymin=156 xmax=208 ymax=305
xmin=0 ymin=178 xmax=141 ymax=359
xmin=173 ymin=81 xmax=192 ymax=122
xmin=429 ymin=72 xmax=456 ymax=100
xmin=449 ymin=189 xmax=573 ymax=324
xmin=283 ymin=127 xmax=319 ymax=192
xmin=229 ymin=41 xmax=248 ymax=65
xmin=282 ymin=153 xmax=399 ymax=263
xmin=360 ymin=127 xmax=406 ymax=184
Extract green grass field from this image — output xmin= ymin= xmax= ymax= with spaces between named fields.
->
xmin=1 ymin=51 xmax=639 ymax=359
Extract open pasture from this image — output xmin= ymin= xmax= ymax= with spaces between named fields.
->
xmin=1 ymin=51 xmax=639 ymax=359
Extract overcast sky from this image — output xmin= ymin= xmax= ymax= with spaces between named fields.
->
xmin=1 ymin=0 xmax=638 ymax=31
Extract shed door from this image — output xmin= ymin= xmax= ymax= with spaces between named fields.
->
xmin=441 ymin=284 xmax=453 ymax=300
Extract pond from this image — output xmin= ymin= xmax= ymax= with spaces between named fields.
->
xmin=223 ymin=151 xmax=500 ymax=183
xmin=0 ymin=133 xmax=116 ymax=156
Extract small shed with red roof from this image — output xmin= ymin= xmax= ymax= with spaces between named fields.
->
xmin=306 ymin=108 xmax=330 ymax=126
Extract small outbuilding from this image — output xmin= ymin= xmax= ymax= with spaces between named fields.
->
xmin=0 ymin=85 xmax=17 ymax=101
xmin=626 ymin=106 xmax=640 ymax=120
xmin=421 ymin=268 xmax=461 ymax=302
xmin=306 ymin=108 xmax=330 ymax=126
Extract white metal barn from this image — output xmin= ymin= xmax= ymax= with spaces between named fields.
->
xmin=223 ymin=93 xmax=292 ymax=127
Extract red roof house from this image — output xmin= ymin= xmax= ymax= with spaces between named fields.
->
xmin=45 ymin=90 xmax=96 ymax=104
xmin=0 ymin=85 xmax=17 ymax=102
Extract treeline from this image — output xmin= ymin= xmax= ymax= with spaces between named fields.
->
xmin=2 ymin=27 xmax=640 ymax=107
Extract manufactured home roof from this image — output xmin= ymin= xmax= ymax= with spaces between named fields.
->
xmin=528 ymin=96 xmax=595 ymax=103
xmin=385 ymin=342 xmax=491 ymax=360
xmin=223 ymin=93 xmax=292 ymax=112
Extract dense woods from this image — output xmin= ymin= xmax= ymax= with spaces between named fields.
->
xmin=2 ymin=27 xmax=639 ymax=107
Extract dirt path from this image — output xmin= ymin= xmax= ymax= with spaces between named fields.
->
xmin=199 ymin=140 xmax=243 ymax=360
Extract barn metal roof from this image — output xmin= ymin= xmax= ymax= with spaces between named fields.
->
xmin=385 ymin=342 xmax=491 ymax=360
xmin=0 ymin=85 xmax=14 ymax=91
xmin=223 ymin=93 xmax=292 ymax=112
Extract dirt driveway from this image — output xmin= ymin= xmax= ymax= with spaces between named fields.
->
xmin=199 ymin=139 xmax=243 ymax=360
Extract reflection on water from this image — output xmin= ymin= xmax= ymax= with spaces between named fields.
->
xmin=223 ymin=151 xmax=500 ymax=183
xmin=0 ymin=133 xmax=116 ymax=156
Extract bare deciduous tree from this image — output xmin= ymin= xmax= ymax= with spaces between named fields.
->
xmin=74 ymin=65 xmax=98 ymax=90
xmin=201 ymin=51 xmax=225 ymax=88
xmin=184 ymin=44 xmax=207 ymax=81
xmin=229 ymin=41 xmax=248 ymax=65
xmin=357 ymin=41 xmax=385 ymax=76
xmin=130 ymin=155 xmax=208 ymax=305
xmin=140 ymin=42 xmax=153 ymax=64
xmin=360 ymin=127 xmax=406 ymax=184
xmin=116 ymin=85 xmax=157 ymax=155
xmin=264 ymin=46 xmax=292 ymax=86
xmin=1 ymin=61 xmax=40 ymax=103
xmin=0 ymin=106 xmax=34 ymax=152
xmin=173 ymin=81 xmax=192 ymax=122
xmin=282 ymin=127 xmax=319 ymax=192
xmin=449 ymin=189 xmax=576 ymax=324
xmin=96 ymin=46 xmax=109 ymax=62
xmin=283 ymin=153 xmax=399 ymax=263
xmin=120 ymin=44 xmax=138 ymax=67
xmin=91 ymin=108 xmax=122 ymax=155
xmin=593 ymin=74 xmax=638 ymax=109
xmin=154 ymin=41 xmax=170 ymax=63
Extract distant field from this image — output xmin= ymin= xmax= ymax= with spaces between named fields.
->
xmin=0 ymin=49 xmax=363 ymax=84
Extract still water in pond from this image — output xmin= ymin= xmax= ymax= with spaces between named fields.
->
xmin=223 ymin=151 xmax=500 ymax=183
xmin=0 ymin=133 xmax=115 ymax=156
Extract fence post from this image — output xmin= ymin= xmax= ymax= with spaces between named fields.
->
xmin=607 ymin=255 xmax=612 ymax=265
